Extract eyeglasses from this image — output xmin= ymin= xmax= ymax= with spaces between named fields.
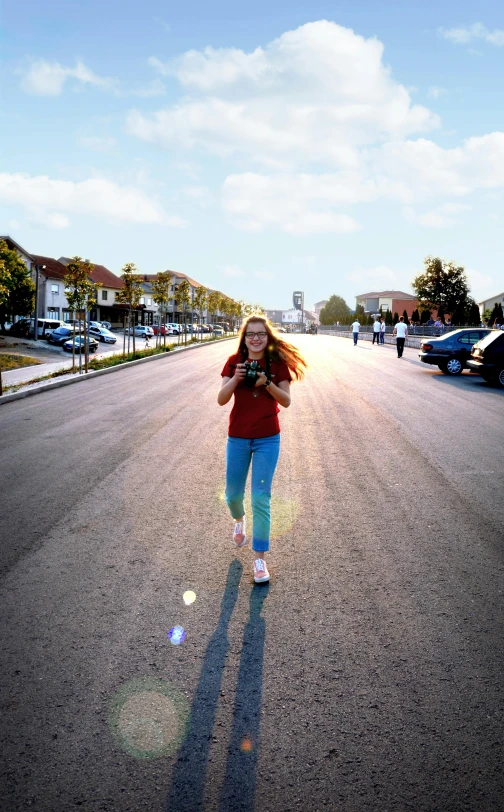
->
xmin=245 ymin=331 xmax=267 ymax=339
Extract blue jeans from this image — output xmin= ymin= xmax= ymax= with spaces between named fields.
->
xmin=353 ymin=331 xmax=358 ymax=345
xmin=226 ymin=435 xmax=281 ymax=553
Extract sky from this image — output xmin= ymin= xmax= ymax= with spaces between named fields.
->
xmin=2 ymin=0 xmax=504 ymax=310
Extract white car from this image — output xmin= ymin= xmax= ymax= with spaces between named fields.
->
xmin=127 ymin=325 xmax=155 ymax=337
xmin=88 ymin=325 xmax=117 ymax=343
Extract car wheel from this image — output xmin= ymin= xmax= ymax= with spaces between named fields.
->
xmin=497 ymin=368 xmax=504 ymax=388
xmin=444 ymin=358 xmax=463 ymax=375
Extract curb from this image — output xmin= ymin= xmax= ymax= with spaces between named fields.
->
xmin=0 ymin=336 xmax=236 ymax=406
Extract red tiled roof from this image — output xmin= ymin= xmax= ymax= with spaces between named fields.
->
xmin=142 ymin=270 xmax=205 ymax=288
xmin=88 ymin=264 xmax=124 ymax=289
xmin=31 ymin=255 xmax=68 ymax=280
xmin=356 ymin=290 xmax=416 ymax=299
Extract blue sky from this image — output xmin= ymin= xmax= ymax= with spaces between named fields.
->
xmin=2 ymin=0 xmax=504 ymax=309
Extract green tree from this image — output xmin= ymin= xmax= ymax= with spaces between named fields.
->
xmin=402 ymin=309 xmax=409 ymax=324
xmin=393 ymin=312 xmax=400 ymax=325
xmin=468 ymin=301 xmax=482 ymax=326
xmin=354 ymin=304 xmax=366 ymax=322
xmin=0 ymin=240 xmax=35 ymax=330
xmin=385 ymin=308 xmax=393 ymax=326
xmin=64 ymin=257 xmax=100 ymax=373
xmin=319 ymin=294 xmax=351 ymax=325
xmin=150 ymin=271 xmax=173 ymax=347
xmin=413 ymin=256 xmax=470 ymax=317
xmin=489 ymin=302 xmax=504 ymax=326
xmin=192 ymin=285 xmax=208 ymax=338
xmin=207 ymin=290 xmax=223 ymax=326
xmin=174 ymin=279 xmax=191 ymax=344
xmin=411 ymin=308 xmax=419 ymax=323
xmin=420 ymin=308 xmax=431 ymax=324
xmin=115 ymin=263 xmax=144 ymax=356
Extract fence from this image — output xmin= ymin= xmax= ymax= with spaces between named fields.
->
xmin=317 ymin=324 xmax=478 ymax=350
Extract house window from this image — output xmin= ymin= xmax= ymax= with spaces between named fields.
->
xmin=147 ymin=298 xmax=152 ymax=306
xmin=51 ymin=284 xmax=59 ymax=294
xmin=47 ymin=307 xmax=60 ymax=318
xmin=102 ymin=290 xmax=108 ymax=301
xmin=140 ymin=297 xmax=145 ymax=305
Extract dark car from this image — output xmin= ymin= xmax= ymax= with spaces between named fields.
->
xmin=418 ymin=328 xmax=491 ymax=375
xmin=467 ymin=330 xmax=504 ymax=387
xmin=47 ymin=325 xmax=82 ymax=345
xmin=63 ymin=336 xmax=99 ymax=353
xmin=8 ymin=319 xmax=31 ymax=337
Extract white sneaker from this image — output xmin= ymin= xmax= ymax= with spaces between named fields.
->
xmin=233 ymin=517 xmax=247 ymax=547
xmin=253 ymin=558 xmax=270 ymax=583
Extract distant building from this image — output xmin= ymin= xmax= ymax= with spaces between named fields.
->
xmin=356 ymin=290 xmax=418 ymax=318
xmin=314 ymin=300 xmax=327 ymax=315
xmin=478 ymin=291 xmax=504 ymax=316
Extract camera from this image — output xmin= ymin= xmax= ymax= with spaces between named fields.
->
xmin=242 ymin=360 xmax=262 ymax=388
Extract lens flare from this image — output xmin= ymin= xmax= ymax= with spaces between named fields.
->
xmin=168 ymin=625 xmax=186 ymax=645
xmin=241 ymin=737 xmax=254 ymax=753
xmin=216 ymin=486 xmax=299 ymax=540
xmin=109 ymin=678 xmax=190 ymax=759
xmin=183 ymin=590 xmax=196 ymax=606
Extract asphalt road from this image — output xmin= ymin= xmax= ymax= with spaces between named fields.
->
xmin=0 ymin=335 xmax=503 ymax=812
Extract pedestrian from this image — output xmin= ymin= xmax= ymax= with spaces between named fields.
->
xmin=372 ymin=317 xmax=381 ymax=345
xmin=392 ymin=316 xmax=408 ymax=358
xmin=379 ymin=317 xmax=386 ymax=344
xmin=218 ymin=315 xmax=307 ymax=583
xmin=351 ymin=318 xmax=360 ymax=345
xmin=145 ymin=332 xmax=150 ymax=349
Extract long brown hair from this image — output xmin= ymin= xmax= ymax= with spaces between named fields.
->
xmin=237 ymin=315 xmax=307 ymax=381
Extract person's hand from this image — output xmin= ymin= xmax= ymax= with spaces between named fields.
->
xmin=234 ymin=363 xmax=247 ymax=380
xmin=255 ymin=370 xmax=269 ymax=388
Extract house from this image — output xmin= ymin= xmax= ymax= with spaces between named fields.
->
xmin=478 ymin=292 xmax=504 ymax=316
xmin=355 ymin=290 xmax=418 ymax=318
xmin=313 ymin=300 xmax=327 ymax=315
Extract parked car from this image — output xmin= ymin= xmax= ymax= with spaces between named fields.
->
xmin=151 ymin=324 xmax=171 ymax=336
xmin=212 ymin=326 xmax=225 ymax=336
xmin=127 ymin=325 xmax=155 ymax=337
xmin=100 ymin=321 xmax=112 ymax=330
xmin=47 ymin=325 xmax=83 ymax=346
xmin=28 ymin=318 xmax=65 ymax=338
xmin=63 ymin=336 xmax=99 ymax=353
xmin=418 ymin=328 xmax=491 ymax=375
xmin=8 ymin=319 xmax=31 ymax=337
xmin=467 ymin=330 xmax=504 ymax=387
xmin=88 ymin=325 xmax=117 ymax=343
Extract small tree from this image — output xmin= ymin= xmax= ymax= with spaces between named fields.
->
xmin=402 ymin=309 xmax=409 ymax=324
xmin=489 ymin=302 xmax=504 ymax=326
xmin=420 ymin=308 xmax=431 ymax=324
xmin=207 ymin=290 xmax=223 ymax=327
xmin=64 ymin=257 xmax=100 ymax=373
xmin=385 ymin=308 xmax=393 ymax=326
xmin=393 ymin=312 xmax=400 ymax=325
xmin=192 ymin=286 xmax=208 ymax=339
xmin=0 ymin=240 xmax=35 ymax=330
xmin=319 ymin=294 xmax=351 ymax=325
xmin=411 ymin=308 xmax=419 ymax=323
xmin=151 ymin=271 xmax=173 ymax=347
xmin=174 ymin=280 xmax=191 ymax=344
xmin=115 ymin=263 xmax=144 ymax=356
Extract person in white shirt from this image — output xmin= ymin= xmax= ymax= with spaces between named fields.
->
xmin=392 ymin=317 xmax=408 ymax=357
xmin=372 ymin=318 xmax=381 ymax=345
xmin=379 ymin=317 xmax=386 ymax=344
xmin=351 ymin=319 xmax=360 ymax=345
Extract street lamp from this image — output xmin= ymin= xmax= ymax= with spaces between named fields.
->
xmin=33 ymin=264 xmax=46 ymax=342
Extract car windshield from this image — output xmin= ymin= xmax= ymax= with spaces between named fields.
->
xmin=474 ymin=331 xmax=504 ymax=350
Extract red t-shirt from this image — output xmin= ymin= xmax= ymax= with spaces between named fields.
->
xmin=221 ymin=353 xmax=292 ymax=438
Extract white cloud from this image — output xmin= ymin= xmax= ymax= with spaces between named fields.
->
xmin=255 ymin=271 xmax=275 ymax=280
xmin=427 ymin=86 xmax=446 ymax=99
xmin=220 ymin=264 xmax=245 ymax=277
xmin=347 ymin=265 xmax=399 ymax=285
xmin=0 ymin=172 xmax=187 ymax=229
xmin=20 ymin=60 xmax=118 ymax=96
xmin=222 ymin=172 xmax=362 ymax=233
xmin=135 ymin=21 xmax=439 ymax=171
xmin=439 ymin=22 xmax=504 ymax=46
xmin=79 ymin=135 xmax=117 ymax=151
xmin=182 ymin=185 xmax=212 ymax=207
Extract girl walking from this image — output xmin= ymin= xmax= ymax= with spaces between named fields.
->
xmin=218 ymin=316 xmax=307 ymax=583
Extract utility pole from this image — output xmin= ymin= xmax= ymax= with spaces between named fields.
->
xmin=33 ymin=264 xmax=45 ymax=341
